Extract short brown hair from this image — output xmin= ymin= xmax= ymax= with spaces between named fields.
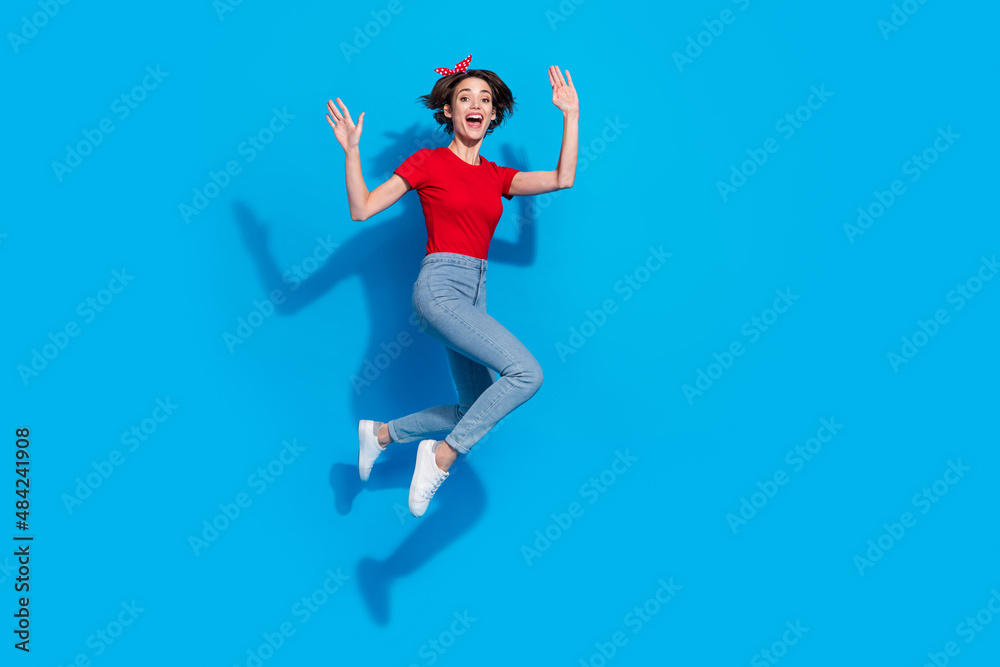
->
xmin=416 ymin=69 xmax=516 ymax=136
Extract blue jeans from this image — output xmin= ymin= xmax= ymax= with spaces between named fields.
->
xmin=386 ymin=252 xmax=543 ymax=454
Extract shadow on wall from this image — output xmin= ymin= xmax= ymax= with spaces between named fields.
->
xmin=232 ymin=124 xmax=541 ymax=626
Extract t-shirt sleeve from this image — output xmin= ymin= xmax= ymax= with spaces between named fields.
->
xmin=394 ymin=149 xmax=430 ymax=190
xmin=498 ymin=165 xmax=520 ymax=200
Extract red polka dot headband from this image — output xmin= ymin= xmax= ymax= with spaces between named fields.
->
xmin=434 ymin=54 xmax=472 ymax=77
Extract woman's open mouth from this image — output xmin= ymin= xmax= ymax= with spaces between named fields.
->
xmin=465 ymin=114 xmax=483 ymax=129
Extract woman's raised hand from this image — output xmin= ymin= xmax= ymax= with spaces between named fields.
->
xmin=549 ymin=66 xmax=579 ymax=115
xmin=326 ymin=97 xmax=365 ymax=151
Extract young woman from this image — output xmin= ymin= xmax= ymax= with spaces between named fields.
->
xmin=326 ymin=55 xmax=579 ymax=517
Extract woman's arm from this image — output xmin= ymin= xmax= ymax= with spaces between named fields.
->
xmin=345 ymin=159 xmax=409 ymax=222
xmin=508 ymin=67 xmax=579 ymax=197
xmin=327 ymin=97 xmax=408 ymax=221
xmin=508 ymin=111 xmax=578 ymax=195
xmin=343 ymin=145 xmax=369 ymax=221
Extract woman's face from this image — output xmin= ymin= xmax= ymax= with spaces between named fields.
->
xmin=444 ymin=76 xmax=496 ymax=140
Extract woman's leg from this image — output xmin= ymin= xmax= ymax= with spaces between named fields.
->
xmin=386 ymin=254 xmax=542 ymax=463
xmin=415 ymin=269 xmax=543 ymax=457
xmin=384 ymin=258 xmax=496 ymax=447
xmin=399 ymin=254 xmax=542 ymax=516
xmin=383 ymin=345 xmax=495 ymax=445
xmin=384 ymin=405 xmax=460 ymax=445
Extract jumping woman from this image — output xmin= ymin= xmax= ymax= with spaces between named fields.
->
xmin=326 ymin=55 xmax=579 ymax=517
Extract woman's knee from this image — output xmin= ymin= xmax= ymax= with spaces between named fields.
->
xmin=512 ymin=357 xmax=543 ymax=397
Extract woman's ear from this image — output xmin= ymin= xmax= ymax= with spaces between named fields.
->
xmin=443 ymin=103 xmax=452 ymax=119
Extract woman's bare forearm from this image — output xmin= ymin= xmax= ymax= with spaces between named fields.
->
xmin=555 ymin=110 xmax=579 ymax=188
xmin=344 ymin=146 xmax=369 ymax=221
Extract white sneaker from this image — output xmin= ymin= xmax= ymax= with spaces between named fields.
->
xmin=358 ymin=419 xmax=386 ymax=481
xmin=408 ymin=439 xmax=449 ymax=517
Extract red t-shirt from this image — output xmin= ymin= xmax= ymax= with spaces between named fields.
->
xmin=394 ymin=146 xmax=519 ymax=260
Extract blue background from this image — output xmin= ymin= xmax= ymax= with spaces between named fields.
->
xmin=3 ymin=0 xmax=999 ymax=665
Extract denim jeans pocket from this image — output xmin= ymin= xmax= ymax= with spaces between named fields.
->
xmin=425 ymin=266 xmax=476 ymax=304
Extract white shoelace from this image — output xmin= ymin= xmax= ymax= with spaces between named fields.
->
xmin=419 ymin=472 xmax=447 ymax=500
